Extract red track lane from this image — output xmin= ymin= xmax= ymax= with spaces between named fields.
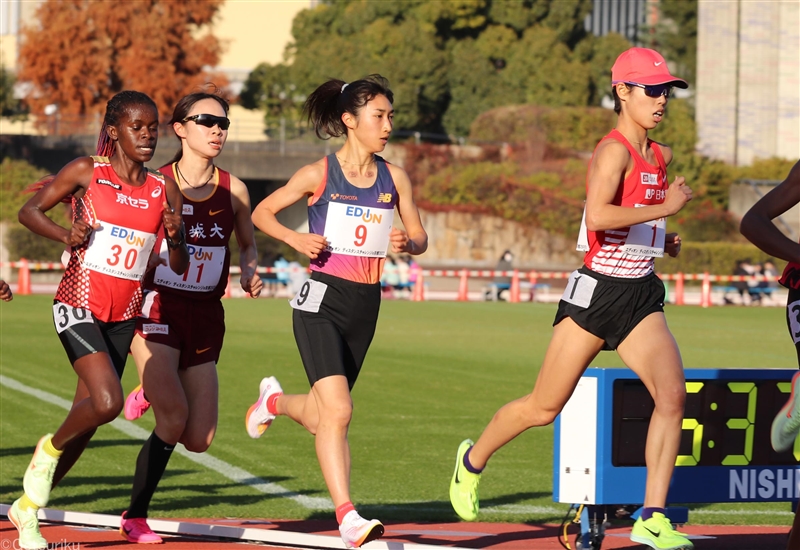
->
xmin=0 ymin=517 xmax=790 ymax=549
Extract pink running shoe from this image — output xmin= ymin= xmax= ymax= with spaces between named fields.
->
xmin=245 ymin=376 xmax=283 ymax=438
xmin=124 ymin=384 xmax=151 ymax=421
xmin=120 ymin=511 xmax=163 ymax=544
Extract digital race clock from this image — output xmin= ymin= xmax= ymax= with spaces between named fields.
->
xmin=553 ymin=368 xmax=800 ymax=505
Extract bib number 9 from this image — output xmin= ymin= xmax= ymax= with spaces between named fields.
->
xmin=289 ymin=279 xmax=328 ymax=313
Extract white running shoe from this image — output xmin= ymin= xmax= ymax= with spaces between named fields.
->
xmin=245 ymin=376 xmax=283 ymax=439
xmin=772 ymin=371 xmax=800 ymax=452
xmin=339 ymin=510 xmax=384 ymax=548
xmin=22 ymin=434 xmax=59 ymax=508
xmin=9 ymin=498 xmax=48 ymax=550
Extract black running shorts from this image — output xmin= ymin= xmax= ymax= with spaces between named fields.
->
xmin=553 ymin=266 xmax=665 ymax=351
xmin=53 ymin=301 xmax=135 ymax=378
xmin=292 ymin=271 xmax=381 ymax=389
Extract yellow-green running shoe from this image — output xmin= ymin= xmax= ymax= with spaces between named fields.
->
xmin=449 ymin=439 xmax=481 ymax=521
xmin=9 ymin=498 xmax=48 ymax=550
xmin=630 ymin=512 xmax=694 ymax=550
xmin=23 ymin=434 xmax=59 ymax=508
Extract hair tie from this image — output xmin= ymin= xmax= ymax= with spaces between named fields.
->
xmin=341 ymin=83 xmax=348 ymax=93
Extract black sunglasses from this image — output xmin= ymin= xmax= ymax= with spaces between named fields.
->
xmin=625 ymin=82 xmax=673 ymax=99
xmin=181 ymin=114 xmax=230 ymax=130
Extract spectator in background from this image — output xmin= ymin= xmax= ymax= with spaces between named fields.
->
xmin=287 ymin=260 xmax=307 ymax=295
xmin=381 ymin=256 xmax=400 ymax=298
xmin=487 ymin=250 xmax=514 ymax=301
xmin=396 ymin=255 xmax=411 ymax=298
xmin=273 ymin=254 xmax=290 ymax=297
xmin=759 ymin=259 xmax=779 ymax=302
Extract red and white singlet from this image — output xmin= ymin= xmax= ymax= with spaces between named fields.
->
xmin=55 ymin=156 xmax=166 ymax=321
xmin=577 ymin=129 xmax=669 ymax=278
xmin=144 ymin=164 xmax=235 ymax=300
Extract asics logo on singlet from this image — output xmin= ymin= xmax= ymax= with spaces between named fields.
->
xmin=640 ymin=173 xmax=659 ymax=185
xmin=377 ymin=193 xmax=393 ymax=203
xmin=96 ymin=178 xmax=121 ymax=190
xmin=330 ymin=193 xmax=358 ymax=201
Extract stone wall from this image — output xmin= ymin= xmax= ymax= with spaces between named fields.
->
xmin=412 ymin=209 xmax=583 ymax=270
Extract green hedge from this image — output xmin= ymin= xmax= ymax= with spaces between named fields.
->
xmin=655 ymin=242 xmax=786 ymax=276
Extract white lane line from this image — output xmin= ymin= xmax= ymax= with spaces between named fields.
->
xmin=0 ymin=374 xmax=332 ymax=510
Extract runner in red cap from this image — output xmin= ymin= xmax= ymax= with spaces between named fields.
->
xmin=450 ymin=46 xmax=694 ymax=550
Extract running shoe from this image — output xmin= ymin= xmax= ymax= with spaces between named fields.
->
xmin=9 ymin=498 xmax=48 ymax=550
xmin=22 ymin=434 xmax=58 ymax=508
xmin=245 ymin=376 xmax=283 ymax=439
xmin=449 ymin=438 xmax=481 ymax=521
xmin=338 ymin=510 xmax=384 ymax=548
xmin=124 ymin=384 xmax=151 ymax=421
xmin=120 ymin=511 xmax=163 ymax=544
xmin=771 ymin=371 xmax=800 ymax=452
xmin=630 ymin=512 xmax=693 ymax=550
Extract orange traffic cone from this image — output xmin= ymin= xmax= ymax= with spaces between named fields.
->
xmin=412 ymin=271 xmax=425 ymax=302
xmin=700 ymin=272 xmax=711 ymax=308
xmin=509 ymin=269 xmax=520 ymax=303
xmin=675 ymin=272 xmax=685 ymax=306
xmin=456 ymin=269 xmax=469 ymax=301
xmin=17 ymin=258 xmax=31 ymax=295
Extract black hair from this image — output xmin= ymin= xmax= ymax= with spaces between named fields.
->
xmin=167 ymin=89 xmax=230 ymax=164
xmin=96 ymin=90 xmax=158 ymax=157
xmin=611 ymin=84 xmax=632 ymax=115
xmin=29 ymin=90 xmax=157 ymax=201
xmin=303 ymin=74 xmax=393 ymax=140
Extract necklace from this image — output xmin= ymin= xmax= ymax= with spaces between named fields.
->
xmin=336 ymin=155 xmax=375 ymax=167
xmin=176 ymin=163 xmax=214 ymax=190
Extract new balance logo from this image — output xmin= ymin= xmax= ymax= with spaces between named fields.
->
xmin=377 ymin=193 xmax=393 ymax=203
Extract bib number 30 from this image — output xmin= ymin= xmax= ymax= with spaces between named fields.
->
xmin=289 ymin=279 xmax=328 ymax=313
xmin=52 ymin=302 xmax=94 ymax=334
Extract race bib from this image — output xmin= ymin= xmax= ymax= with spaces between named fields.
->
xmin=323 ymin=202 xmax=394 ymax=257
xmin=154 ymin=241 xmax=226 ymax=292
xmin=82 ymin=221 xmax=156 ymax=280
xmin=621 ymin=206 xmax=665 ymax=257
xmin=790 ymin=299 xmax=800 ymax=345
xmin=289 ymin=279 xmax=327 ymax=313
xmin=52 ymin=302 xmax=93 ymax=334
xmin=561 ymin=270 xmax=597 ymax=309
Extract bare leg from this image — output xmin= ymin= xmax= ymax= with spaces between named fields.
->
xmin=51 ymin=353 xmax=123 ymax=450
xmin=52 ymin=379 xmax=93 ymax=487
xmin=130 ymin=336 xmax=184 ymax=445
xmin=178 ymin=362 xmax=218 ymax=452
xmin=469 ymin=318 xmax=605 ymax=469
xmin=617 ymin=312 xmax=686 ymax=508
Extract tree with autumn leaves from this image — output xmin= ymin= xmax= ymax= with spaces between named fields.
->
xmin=17 ymin=0 xmax=226 ymax=120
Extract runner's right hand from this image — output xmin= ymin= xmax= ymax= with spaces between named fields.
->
xmin=67 ymin=219 xmax=100 ymax=246
xmin=288 ymin=233 xmax=328 ymax=259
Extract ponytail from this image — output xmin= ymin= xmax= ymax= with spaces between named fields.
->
xmin=304 ymin=74 xmax=393 ymax=140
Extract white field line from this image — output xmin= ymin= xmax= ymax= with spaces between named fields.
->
xmin=0 ymin=374 xmax=333 ymax=510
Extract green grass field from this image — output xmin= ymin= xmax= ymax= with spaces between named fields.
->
xmin=0 ymin=296 xmax=796 ymax=525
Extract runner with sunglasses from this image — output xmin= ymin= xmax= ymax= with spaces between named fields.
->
xmin=118 ymin=91 xmax=263 ymax=543
xmin=449 ymin=47 xmax=695 ymax=550
xmin=245 ymin=74 xmax=427 ymax=548
xmin=9 ymin=90 xmax=188 ymax=550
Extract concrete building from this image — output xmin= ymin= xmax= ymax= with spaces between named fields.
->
xmin=696 ymin=0 xmax=800 ymax=166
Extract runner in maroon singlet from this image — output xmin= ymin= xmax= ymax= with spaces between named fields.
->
xmin=118 ymin=91 xmax=263 ymax=543
xmin=9 ymin=91 xmax=188 ymax=550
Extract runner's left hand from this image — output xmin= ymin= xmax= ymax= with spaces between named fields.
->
xmin=665 ymin=232 xmax=681 ymax=257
